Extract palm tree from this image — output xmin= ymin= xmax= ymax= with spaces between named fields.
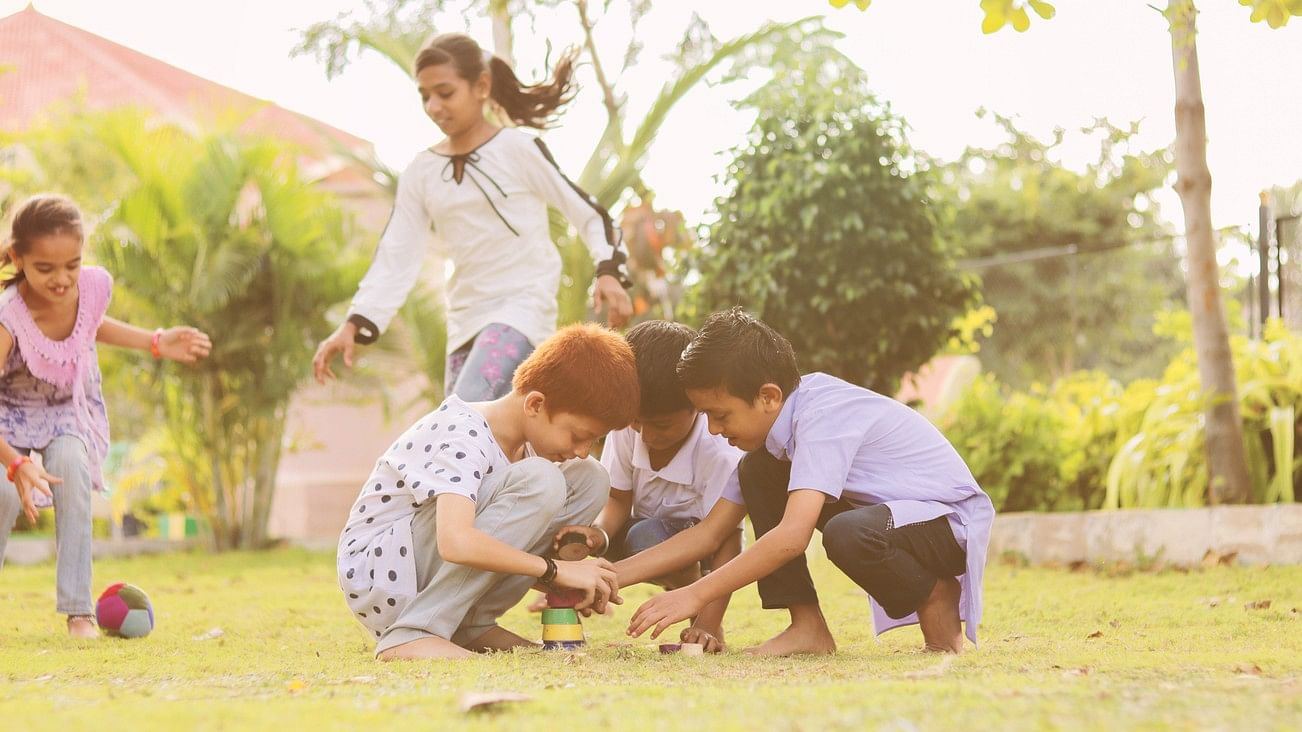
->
xmin=84 ymin=111 xmax=366 ymax=548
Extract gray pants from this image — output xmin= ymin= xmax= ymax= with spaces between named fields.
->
xmin=0 ymin=435 xmax=95 ymax=615
xmin=376 ymin=455 xmax=609 ymax=654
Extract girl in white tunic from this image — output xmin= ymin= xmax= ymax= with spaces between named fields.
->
xmin=314 ymin=33 xmax=633 ymax=399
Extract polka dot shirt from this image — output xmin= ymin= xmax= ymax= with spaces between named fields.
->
xmin=336 ymin=395 xmax=508 ymax=637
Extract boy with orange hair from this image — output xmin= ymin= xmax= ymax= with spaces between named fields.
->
xmin=337 ymin=324 xmax=640 ymax=661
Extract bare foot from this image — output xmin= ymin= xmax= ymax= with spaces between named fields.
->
xmin=464 ymin=625 xmax=540 ymax=653
xmin=67 ymin=615 xmax=98 ymax=639
xmin=918 ymin=576 xmax=963 ymax=654
xmin=743 ymin=604 xmax=836 ymax=656
xmin=526 ymin=592 xmax=549 ymax=613
xmin=377 ymin=636 xmax=474 ymax=661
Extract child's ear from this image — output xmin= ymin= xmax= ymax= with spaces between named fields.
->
xmin=523 ymin=390 xmax=547 ymax=417
xmin=756 ymin=383 xmax=784 ymax=412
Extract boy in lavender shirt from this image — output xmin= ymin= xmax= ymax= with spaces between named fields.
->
xmin=621 ymin=308 xmax=993 ymax=655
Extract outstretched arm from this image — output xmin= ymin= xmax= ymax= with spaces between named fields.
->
xmin=96 ymin=317 xmax=211 ymax=364
xmin=627 ymin=489 xmax=826 ymax=639
xmin=615 ymin=498 xmax=746 ymax=586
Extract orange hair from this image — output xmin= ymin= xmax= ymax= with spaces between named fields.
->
xmin=512 ymin=323 xmax=639 ymax=429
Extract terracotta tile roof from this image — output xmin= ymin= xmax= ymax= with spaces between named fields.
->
xmin=0 ymin=5 xmax=371 ymax=157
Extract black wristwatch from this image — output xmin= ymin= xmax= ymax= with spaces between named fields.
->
xmin=538 ymin=555 xmax=559 ymax=587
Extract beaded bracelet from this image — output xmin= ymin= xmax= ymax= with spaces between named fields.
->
xmin=7 ymin=455 xmax=32 ymax=482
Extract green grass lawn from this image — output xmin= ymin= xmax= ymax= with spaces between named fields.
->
xmin=1 ymin=549 xmax=1298 ymax=731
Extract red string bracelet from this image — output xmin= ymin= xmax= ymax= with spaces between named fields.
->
xmin=150 ymin=329 xmax=163 ymax=360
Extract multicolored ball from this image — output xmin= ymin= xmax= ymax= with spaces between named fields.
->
xmin=96 ymin=582 xmax=154 ymax=638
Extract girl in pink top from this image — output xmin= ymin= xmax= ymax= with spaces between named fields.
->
xmin=0 ymin=195 xmax=212 ymax=638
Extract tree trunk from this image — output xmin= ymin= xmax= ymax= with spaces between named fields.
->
xmin=489 ymin=0 xmax=514 ymax=66
xmin=248 ymin=410 xmax=288 ymax=548
xmin=1167 ymin=0 xmax=1251 ymax=504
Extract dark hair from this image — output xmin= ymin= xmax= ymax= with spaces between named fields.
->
xmin=625 ymin=320 xmax=698 ymax=417
xmin=414 ymin=33 xmax=578 ymax=129
xmin=2 ymin=194 xmax=84 ymax=288
xmin=677 ymin=307 xmax=800 ymax=402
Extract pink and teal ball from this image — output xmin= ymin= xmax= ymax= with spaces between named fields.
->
xmin=96 ymin=582 xmax=154 ymax=638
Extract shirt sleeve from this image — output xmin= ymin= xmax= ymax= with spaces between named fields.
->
xmin=346 ymin=156 xmax=433 ymax=336
xmin=381 ymin=414 xmax=494 ymax=505
xmin=599 ymin=428 xmax=635 ymax=492
xmin=787 ymin=408 xmax=870 ymax=501
xmin=719 ymin=464 xmax=744 ymax=506
xmin=518 ymin=136 xmax=628 ymax=281
xmin=701 ymin=442 xmax=744 ymax=512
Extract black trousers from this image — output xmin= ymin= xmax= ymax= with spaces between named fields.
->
xmin=738 ymin=449 xmax=967 ymax=620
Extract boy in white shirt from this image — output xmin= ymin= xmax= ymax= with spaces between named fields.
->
xmin=556 ymin=321 xmax=743 ymax=652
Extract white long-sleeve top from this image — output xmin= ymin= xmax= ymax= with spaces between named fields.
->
xmin=346 ymin=127 xmax=625 ymax=350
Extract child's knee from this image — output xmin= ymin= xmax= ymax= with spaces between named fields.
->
xmin=505 ymin=457 xmax=566 ymax=514
xmin=736 ymin=449 xmax=770 ymax=490
xmin=622 ymin=519 xmax=671 ymax=555
xmin=558 ymin=456 xmax=607 ymax=492
xmin=561 ymin=457 xmax=609 ymax=502
xmin=41 ymin=437 xmax=91 ymax=480
xmin=822 ymin=512 xmax=891 ymax=569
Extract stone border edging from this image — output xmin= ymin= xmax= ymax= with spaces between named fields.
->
xmin=4 ymin=537 xmax=198 ymax=566
xmin=989 ymin=504 xmax=1302 ymax=566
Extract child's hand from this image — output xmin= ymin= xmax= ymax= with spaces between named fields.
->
xmin=159 ymin=327 xmax=212 ymax=364
xmin=552 ymin=525 xmax=606 ymax=556
xmin=313 ymin=322 xmax=357 ymax=384
xmin=593 ymin=275 xmax=633 ymax=328
xmin=680 ymin=625 xmax=725 ymax=654
xmin=627 ymin=587 xmax=705 ymax=640
xmin=526 ymin=592 xmax=549 ymax=613
xmin=553 ymin=557 xmax=622 ymax=613
xmin=13 ymin=461 xmax=60 ymax=524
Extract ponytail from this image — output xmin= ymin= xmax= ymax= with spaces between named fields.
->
xmin=487 ymin=50 xmax=578 ymax=129
xmin=414 ymin=33 xmax=579 ymax=130
xmin=0 ymin=233 xmax=19 ymax=289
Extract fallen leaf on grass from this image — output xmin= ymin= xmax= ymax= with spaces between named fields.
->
xmin=1086 ymin=631 xmax=1104 ymax=639
xmin=1108 ymin=619 xmax=1121 ymax=629
xmin=34 ymin=674 xmax=54 ymax=682
xmin=1061 ymin=667 xmax=1091 ymax=678
xmin=286 ymin=679 xmax=307 ymax=694
xmin=1202 ymin=549 xmax=1238 ymax=568
xmin=1232 ymin=663 xmax=1262 ymax=675
xmin=192 ymin=628 xmax=224 ymax=641
xmin=903 ymin=655 xmax=954 ymax=679
xmin=459 ymin=691 xmax=532 ymax=713
xmin=1244 ymin=600 xmax=1272 ymax=611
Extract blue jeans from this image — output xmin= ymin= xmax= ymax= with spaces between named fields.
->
xmin=616 ymin=516 xmax=699 ymax=559
xmin=0 ymin=435 xmax=95 ymax=615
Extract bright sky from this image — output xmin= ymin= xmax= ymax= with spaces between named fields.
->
xmin=4 ymin=0 xmax=1301 ymax=236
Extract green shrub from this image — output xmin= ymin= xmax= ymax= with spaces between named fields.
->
xmin=942 ymin=316 xmax=1300 ymax=511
